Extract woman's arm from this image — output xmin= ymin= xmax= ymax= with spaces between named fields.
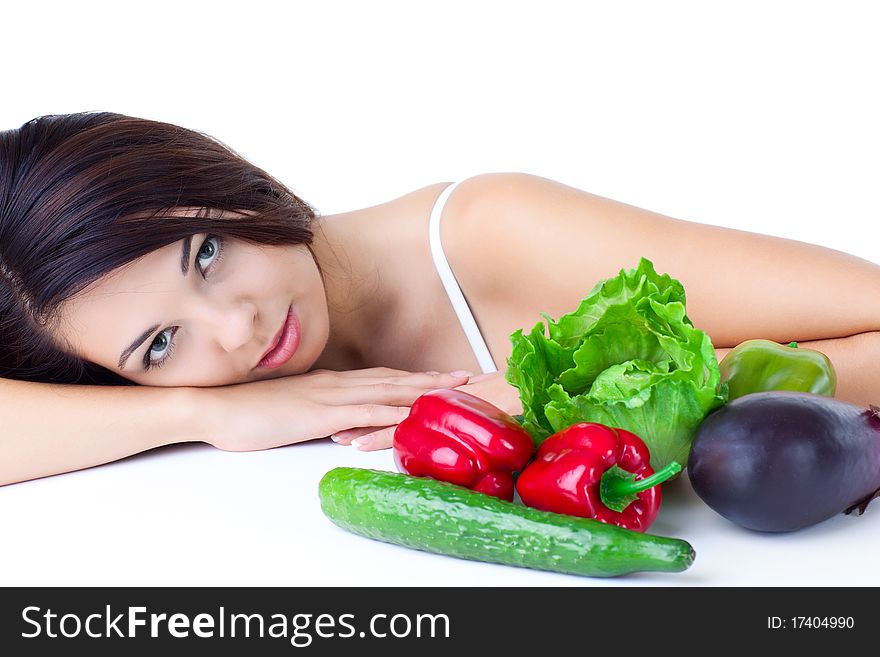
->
xmin=445 ymin=172 xmax=880 ymax=406
xmin=0 ymin=376 xmax=196 ymax=486
xmin=0 ymin=369 xmax=470 ymax=486
xmin=452 ymin=172 xmax=880 ymax=347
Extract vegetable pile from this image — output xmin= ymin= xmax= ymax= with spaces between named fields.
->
xmin=316 ymin=257 xmax=880 ymax=579
xmin=505 ymin=257 xmax=727 ymax=470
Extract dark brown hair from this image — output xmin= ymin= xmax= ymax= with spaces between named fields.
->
xmin=0 ymin=111 xmax=321 ymax=385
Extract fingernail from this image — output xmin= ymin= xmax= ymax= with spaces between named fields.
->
xmin=450 ymin=370 xmax=473 ymax=377
xmin=330 ymin=434 xmax=342 ymax=443
xmin=351 ymin=435 xmax=373 ymax=448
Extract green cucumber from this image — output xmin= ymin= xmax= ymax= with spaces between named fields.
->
xmin=319 ymin=467 xmax=695 ymax=578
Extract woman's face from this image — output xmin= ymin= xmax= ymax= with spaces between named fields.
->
xmin=54 ymin=213 xmax=330 ymax=387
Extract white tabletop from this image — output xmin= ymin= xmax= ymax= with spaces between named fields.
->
xmin=2 ymin=438 xmax=877 ymax=587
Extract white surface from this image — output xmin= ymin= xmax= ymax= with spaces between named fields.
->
xmin=2 ymin=0 xmax=879 ymax=586
xmin=1 ymin=438 xmax=877 ymax=586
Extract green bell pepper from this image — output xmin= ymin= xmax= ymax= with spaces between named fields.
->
xmin=719 ymin=339 xmax=837 ymax=401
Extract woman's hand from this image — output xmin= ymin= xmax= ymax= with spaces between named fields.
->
xmin=192 ymin=368 xmax=472 ymax=452
xmin=336 ymin=369 xmax=523 ymax=451
xmin=456 ymin=370 xmax=523 ymax=416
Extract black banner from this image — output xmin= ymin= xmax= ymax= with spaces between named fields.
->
xmin=0 ymin=586 xmax=870 ymax=654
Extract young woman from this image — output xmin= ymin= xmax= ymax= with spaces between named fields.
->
xmin=2 ymin=112 xmax=878 ymax=487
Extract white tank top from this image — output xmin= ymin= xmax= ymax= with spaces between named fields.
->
xmin=428 ymin=181 xmax=499 ymax=374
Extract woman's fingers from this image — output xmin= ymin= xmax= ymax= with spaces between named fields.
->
xmin=308 ymin=366 xmax=407 ymax=380
xmin=330 ymin=426 xmax=377 ymax=445
xmin=331 ymin=424 xmax=399 ymax=449
xmin=408 ymin=371 xmax=474 ymax=385
xmin=317 ymin=370 xmax=476 ymax=447
xmin=325 ymin=404 xmax=410 ymax=437
xmin=309 ymin=368 xmax=472 ymax=388
xmin=351 ymin=426 xmax=396 ymax=451
xmin=358 ymin=371 xmax=472 ymax=388
xmin=326 ymin=382 xmax=465 ymax=407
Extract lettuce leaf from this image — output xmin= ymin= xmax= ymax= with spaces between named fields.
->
xmin=505 ymin=258 xmax=728 ymax=469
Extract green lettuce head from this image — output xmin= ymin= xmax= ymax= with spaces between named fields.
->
xmin=505 ymin=258 xmax=728 ymax=470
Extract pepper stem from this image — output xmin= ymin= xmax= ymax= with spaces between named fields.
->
xmin=600 ymin=462 xmax=682 ymax=512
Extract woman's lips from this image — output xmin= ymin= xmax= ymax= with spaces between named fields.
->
xmin=257 ymin=306 xmax=300 ymax=369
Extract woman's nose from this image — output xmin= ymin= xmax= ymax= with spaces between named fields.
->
xmin=210 ymin=300 xmax=258 ymax=353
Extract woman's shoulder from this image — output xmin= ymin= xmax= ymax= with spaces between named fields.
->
xmin=340 ymin=172 xmax=541 ymax=221
xmin=336 ymin=171 xmax=545 ymax=290
xmin=419 ymin=172 xmax=543 ymax=223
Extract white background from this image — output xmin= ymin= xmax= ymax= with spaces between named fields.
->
xmin=1 ymin=0 xmax=878 ymax=586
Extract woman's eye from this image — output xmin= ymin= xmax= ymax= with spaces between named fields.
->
xmin=146 ymin=327 xmax=177 ymax=370
xmin=197 ymin=235 xmax=223 ymax=274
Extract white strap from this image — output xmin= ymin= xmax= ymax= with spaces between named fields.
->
xmin=428 ymin=182 xmax=499 ymax=374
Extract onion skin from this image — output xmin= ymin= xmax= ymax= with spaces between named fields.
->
xmin=687 ymin=391 xmax=880 ymax=532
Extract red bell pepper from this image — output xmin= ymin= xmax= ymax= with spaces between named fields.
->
xmin=393 ymin=388 xmax=535 ymax=501
xmin=515 ymin=422 xmax=681 ymax=532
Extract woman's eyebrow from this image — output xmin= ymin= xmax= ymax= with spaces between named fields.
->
xmin=118 ymin=324 xmax=161 ymax=370
xmin=180 ymin=234 xmax=193 ymax=276
xmin=117 ymin=235 xmax=194 ymax=370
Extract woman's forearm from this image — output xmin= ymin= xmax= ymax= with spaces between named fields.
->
xmin=715 ymin=331 xmax=879 ymax=408
xmin=787 ymin=331 xmax=880 ymax=408
xmin=0 ymin=377 xmax=200 ymax=486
